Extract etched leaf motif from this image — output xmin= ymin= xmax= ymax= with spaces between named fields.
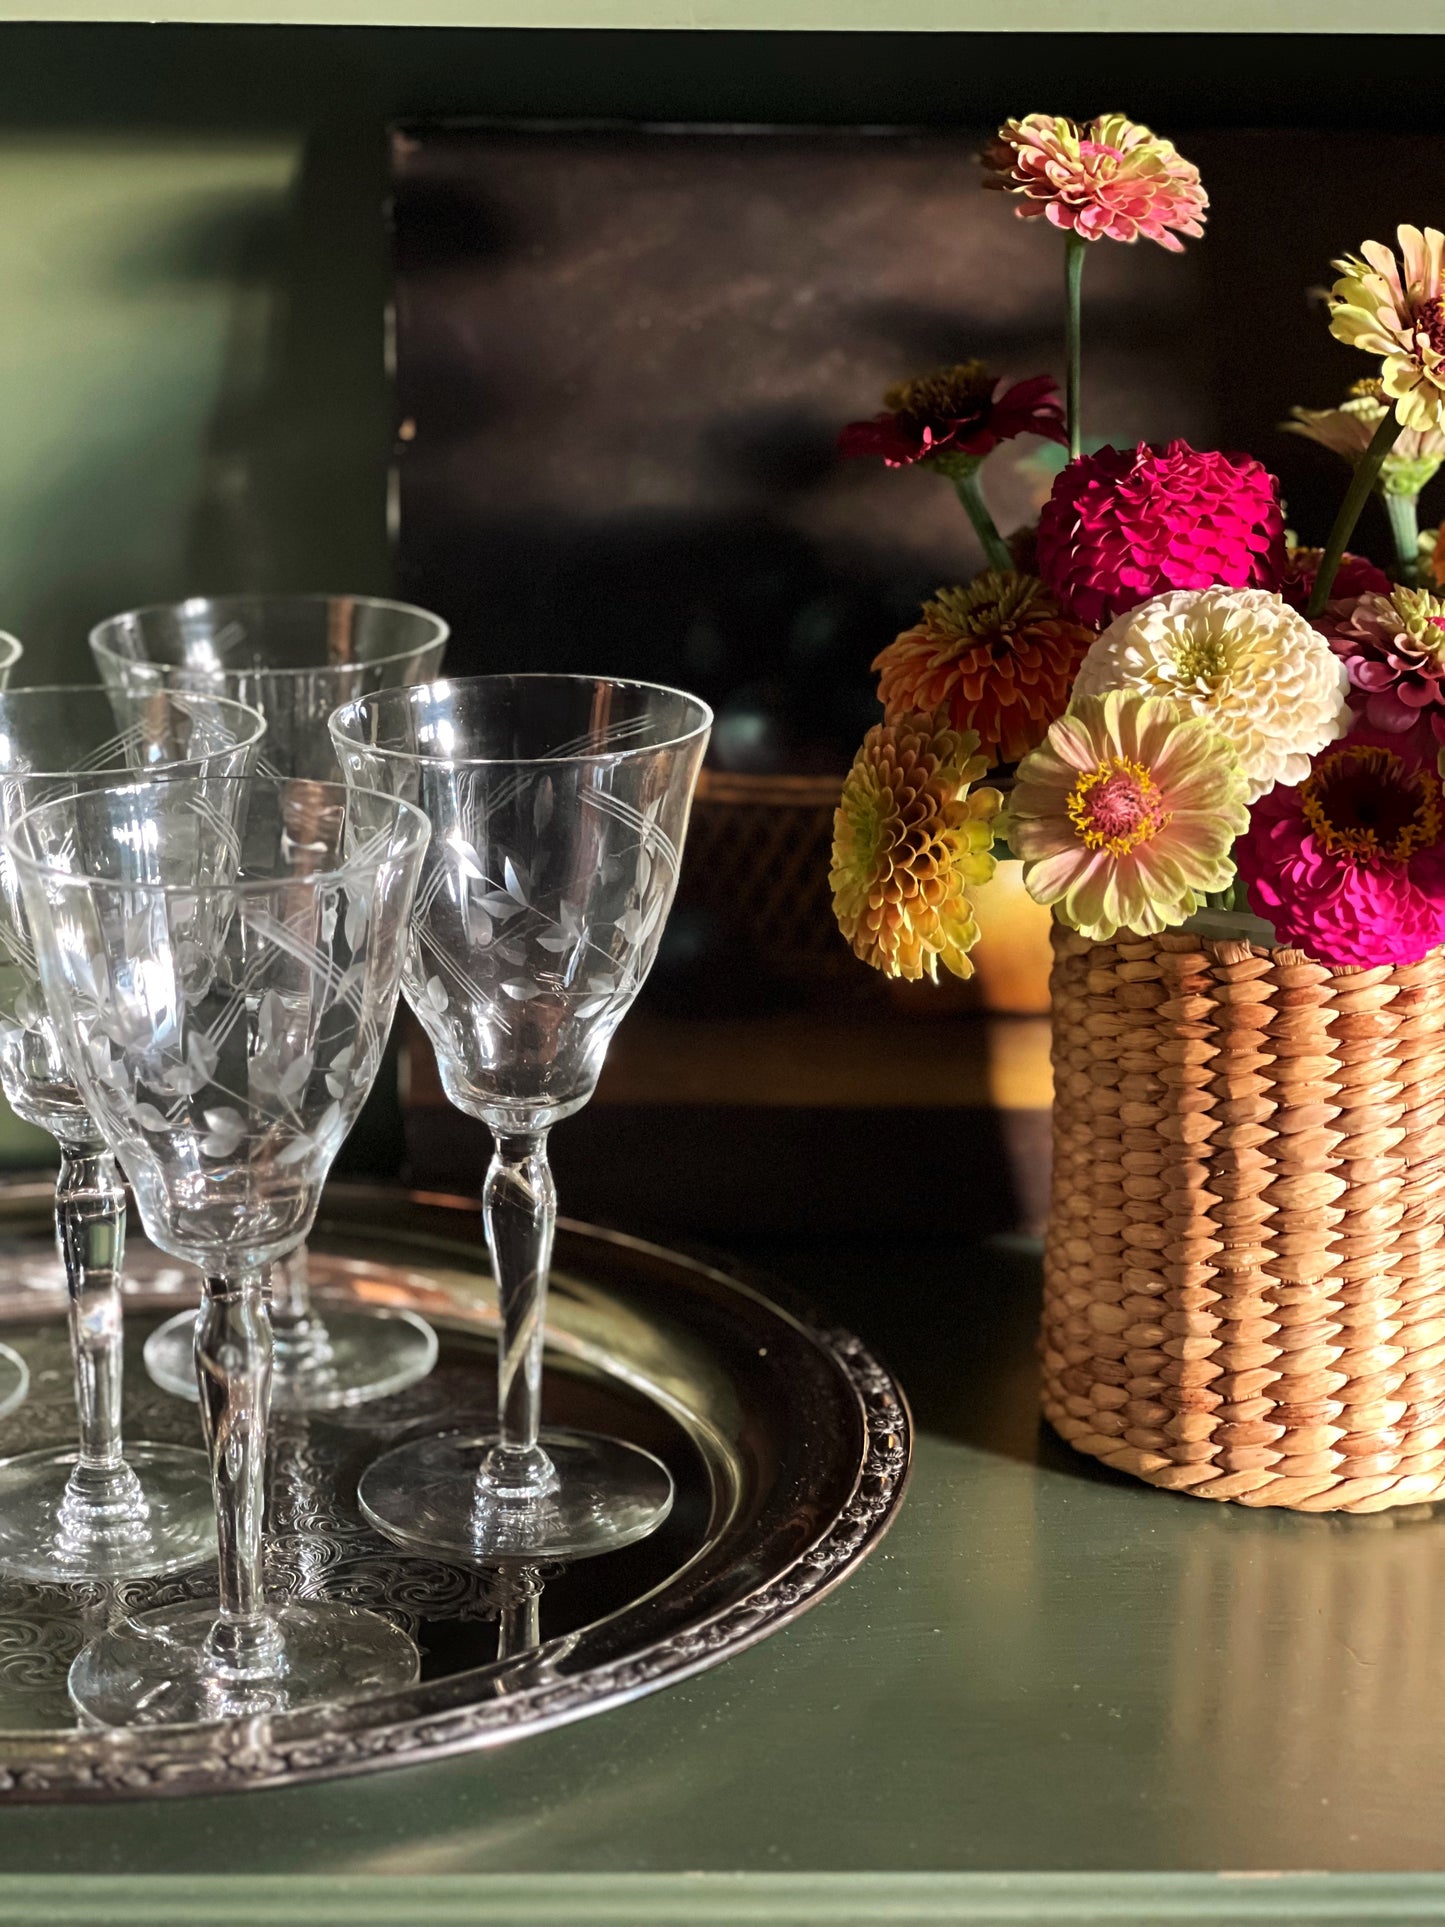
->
xmin=423 ymin=975 xmax=449 ymax=1014
xmin=132 ymin=1101 xmax=172 ymax=1134
xmin=471 ymin=894 xmax=510 ymax=923
xmin=502 ymin=980 xmax=538 ymax=1002
xmin=502 ymin=858 xmax=531 ymax=907
xmin=463 ymin=904 xmax=494 ymax=947
xmin=532 ymin=777 xmax=554 ymax=835
xmin=14 ymin=982 xmax=47 ymax=1031
xmin=448 ymin=835 xmax=486 ymax=882
xmin=187 ymin=1032 xmax=219 ymax=1082
xmin=278 ymin=1053 xmax=313 ymax=1104
xmin=344 ymin=890 xmax=369 ymax=952
xmin=200 ymin=1107 xmax=246 ymax=1157
xmin=324 ymin=1044 xmax=355 ymax=1099
xmin=536 ymin=904 xmax=586 ymax=955
xmin=277 ymin=1099 xmax=343 ymax=1165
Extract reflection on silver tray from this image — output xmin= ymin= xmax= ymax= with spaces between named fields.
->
xmin=0 ymin=1181 xmax=909 ymax=1800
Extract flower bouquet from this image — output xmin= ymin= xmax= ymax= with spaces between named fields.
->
xmin=831 ymin=115 xmax=1445 ymax=1510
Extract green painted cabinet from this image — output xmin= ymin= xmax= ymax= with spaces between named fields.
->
xmin=1 ymin=1238 xmax=1443 ymax=1922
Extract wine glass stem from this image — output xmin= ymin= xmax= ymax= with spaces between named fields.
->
xmin=497 ymin=1567 xmax=543 ymax=1661
xmin=481 ymin=1129 xmax=557 ymax=1500
xmin=197 ymin=1267 xmax=282 ymax=1676
xmin=265 ymin=1243 xmax=333 ymax=1379
xmin=54 ymin=1139 xmax=145 ymax=1536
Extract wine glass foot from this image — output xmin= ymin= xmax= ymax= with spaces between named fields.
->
xmin=0 ymin=1343 xmax=28 ymax=1422
xmin=358 ymin=1428 xmax=675 ymax=1565
xmin=144 ymin=1306 xmax=438 ymax=1411
xmin=68 ymin=1599 xmax=420 ymax=1727
xmin=0 ymin=1444 xmax=215 ymax=1582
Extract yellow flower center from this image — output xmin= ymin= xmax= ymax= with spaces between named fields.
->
xmin=884 ymin=362 xmax=994 ymax=426
xmin=1067 ymin=756 xmax=1171 ymax=856
xmin=1301 ymin=743 xmax=1443 ymax=864
xmin=1170 ymin=632 xmax=1227 ymax=686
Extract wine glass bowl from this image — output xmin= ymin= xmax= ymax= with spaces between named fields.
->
xmin=10 ymin=773 xmax=431 ymax=1723
xmin=329 ymin=673 xmax=711 ymax=1564
xmin=0 ymin=685 xmax=265 ymax=1584
xmin=89 ymin=595 xmax=449 ymax=781
xmin=90 ymin=594 xmax=448 ymax=1411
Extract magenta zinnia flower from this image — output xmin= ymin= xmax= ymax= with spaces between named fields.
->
xmin=1328 ymin=586 xmax=1445 ymax=749
xmin=981 ymin=113 xmax=1207 ymax=253
xmin=1036 ymin=440 xmax=1287 ymax=629
xmin=838 ymin=362 xmax=1067 ymax=469
xmin=1237 ymin=730 xmax=1445 ymax=968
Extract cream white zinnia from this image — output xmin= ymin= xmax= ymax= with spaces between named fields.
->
xmin=1069 ymin=586 xmax=1351 ymax=802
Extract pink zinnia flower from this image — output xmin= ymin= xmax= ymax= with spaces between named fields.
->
xmin=1036 ymin=440 xmax=1287 ymax=629
xmin=1328 ymin=586 xmax=1445 ymax=749
xmin=981 ymin=113 xmax=1207 ymax=253
xmin=838 ymin=362 xmax=1066 ymax=469
xmin=1237 ymin=729 xmax=1445 ymax=968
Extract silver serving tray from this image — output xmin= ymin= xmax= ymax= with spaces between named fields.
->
xmin=0 ymin=1180 xmax=909 ymax=1800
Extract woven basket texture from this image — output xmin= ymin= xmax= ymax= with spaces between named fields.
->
xmin=678 ymin=771 xmax=847 ymax=983
xmin=1042 ymin=922 xmax=1445 ymax=1512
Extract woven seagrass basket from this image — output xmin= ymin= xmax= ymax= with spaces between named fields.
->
xmin=1042 ymin=920 xmax=1445 ymax=1512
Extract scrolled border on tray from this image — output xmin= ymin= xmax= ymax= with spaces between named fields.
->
xmin=0 ymin=1192 xmax=910 ymax=1801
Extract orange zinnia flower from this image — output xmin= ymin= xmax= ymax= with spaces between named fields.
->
xmin=872 ymin=571 xmax=1093 ymax=768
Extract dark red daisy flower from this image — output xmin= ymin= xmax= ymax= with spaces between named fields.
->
xmin=838 ymin=362 xmax=1067 ymax=469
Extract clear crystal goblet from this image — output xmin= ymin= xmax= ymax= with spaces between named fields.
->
xmin=330 ymin=674 xmax=711 ymax=1563
xmin=91 ymin=594 xmax=448 ymax=1412
xmin=0 ymin=686 xmax=265 ymax=1582
xmin=12 ymin=772 xmax=430 ymax=1724
xmin=0 ymin=1348 xmax=27 ymax=1423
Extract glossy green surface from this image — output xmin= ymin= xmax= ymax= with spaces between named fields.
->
xmin=1 ymin=1235 xmax=1443 ymax=1922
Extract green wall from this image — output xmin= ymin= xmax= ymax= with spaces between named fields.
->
xmin=0 ymin=21 xmax=1430 ymax=1167
xmin=0 ymin=21 xmax=1431 ymax=689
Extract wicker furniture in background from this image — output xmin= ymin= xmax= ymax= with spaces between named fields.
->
xmin=1043 ymin=923 xmax=1445 ymax=1512
xmin=680 ymin=771 xmax=851 ymax=986
xmin=680 ymin=769 xmax=1054 ymax=1013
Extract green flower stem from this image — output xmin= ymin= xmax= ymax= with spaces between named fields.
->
xmin=1064 ymin=231 xmax=1087 ymax=463
xmin=1307 ymin=409 xmax=1404 ymax=619
xmin=1384 ymin=489 xmax=1421 ymax=585
xmin=953 ymin=468 xmax=1013 ymax=574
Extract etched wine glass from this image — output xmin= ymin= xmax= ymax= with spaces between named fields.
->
xmin=0 ymin=686 xmax=265 ymax=1582
xmin=330 ymin=674 xmax=711 ymax=1563
xmin=0 ymin=637 xmax=34 ymax=1418
xmin=91 ymin=594 xmax=448 ymax=1411
xmin=11 ymin=772 xmax=430 ymax=1723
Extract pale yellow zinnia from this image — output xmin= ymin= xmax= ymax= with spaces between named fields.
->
xmin=1329 ymin=225 xmax=1445 ymax=434
xmin=1006 ymin=689 xmax=1249 ymax=944
xmin=1283 ymin=381 xmax=1445 ymax=497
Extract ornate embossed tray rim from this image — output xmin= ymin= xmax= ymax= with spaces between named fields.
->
xmin=0 ymin=1181 xmax=910 ymax=1802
